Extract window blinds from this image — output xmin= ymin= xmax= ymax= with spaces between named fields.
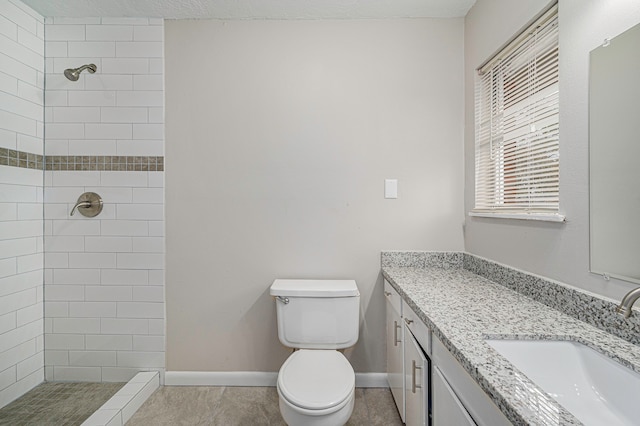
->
xmin=473 ymin=5 xmax=560 ymax=217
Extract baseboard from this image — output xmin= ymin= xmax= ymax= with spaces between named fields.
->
xmin=165 ymin=371 xmax=278 ymax=386
xmin=165 ymin=371 xmax=389 ymax=388
xmin=355 ymin=373 xmax=388 ymax=388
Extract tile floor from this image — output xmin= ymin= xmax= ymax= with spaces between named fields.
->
xmin=0 ymin=382 xmax=125 ymax=426
xmin=127 ymin=386 xmax=403 ymax=425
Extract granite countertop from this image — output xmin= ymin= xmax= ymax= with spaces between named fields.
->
xmin=382 ymin=266 xmax=640 ymax=426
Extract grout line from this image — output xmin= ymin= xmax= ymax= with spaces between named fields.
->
xmin=81 ymin=371 xmax=159 ymax=426
xmin=208 ymin=385 xmax=227 ymax=422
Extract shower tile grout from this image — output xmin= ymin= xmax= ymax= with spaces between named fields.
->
xmin=0 ymin=382 xmax=125 ymax=426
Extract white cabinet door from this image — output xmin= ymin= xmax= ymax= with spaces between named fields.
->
xmin=404 ymin=327 xmax=428 ymax=426
xmin=432 ymin=366 xmax=476 ymax=426
xmin=386 ymin=295 xmax=404 ymax=422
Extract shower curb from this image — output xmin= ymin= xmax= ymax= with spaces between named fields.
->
xmin=81 ymin=372 xmax=159 ymax=426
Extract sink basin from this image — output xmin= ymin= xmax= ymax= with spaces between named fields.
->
xmin=486 ymin=339 xmax=640 ymax=426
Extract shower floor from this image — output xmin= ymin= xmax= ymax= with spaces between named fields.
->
xmin=0 ymin=382 xmax=125 ymax=426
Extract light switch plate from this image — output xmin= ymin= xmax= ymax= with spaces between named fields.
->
xmin=385 ymin=179 xmax=398 ymax=199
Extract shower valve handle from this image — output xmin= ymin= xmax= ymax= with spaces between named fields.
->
xmin=69 ymin=192 xmax=103 ymax=217
xmin=70 ymin=201 xmax=92 ymax=216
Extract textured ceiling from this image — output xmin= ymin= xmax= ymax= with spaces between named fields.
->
xmin=20 ymin=0 xmax=476 ymax=19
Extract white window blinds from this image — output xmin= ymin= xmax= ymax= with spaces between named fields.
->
xmin=473 ymin=4 xmax=561 ymax=219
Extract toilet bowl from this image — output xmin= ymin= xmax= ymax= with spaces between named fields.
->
xmin=277 ymin=350 xmax=355 ymax=426
xmin=270 ymin=279 xmax=360 ymax=426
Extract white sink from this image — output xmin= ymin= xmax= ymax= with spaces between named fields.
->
xmin=486 ymin=339 xmax=640 ymax=426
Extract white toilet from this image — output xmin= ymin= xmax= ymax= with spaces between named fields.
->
xmin=270 ymin=279 xmax=360 ymax=426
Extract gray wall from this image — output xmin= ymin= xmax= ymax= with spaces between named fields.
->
xmin=165 ymin=18 xmax=464 ymax=373
xmin=464 ymin=0 xmax=640 ymax=300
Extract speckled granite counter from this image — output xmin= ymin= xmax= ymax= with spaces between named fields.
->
xmin=382 ymin=265 xmax=640 ymax=426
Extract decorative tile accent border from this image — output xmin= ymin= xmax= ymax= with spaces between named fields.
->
xmin=462 ymin=253 xmax=640 ymax=346
xmin=0 ymin=148 xmax=164 ymax=171
xmin=0 ymin=148 xmax=44 ymax=170
xmin=45 ymin=156 xmax=164 ymax=171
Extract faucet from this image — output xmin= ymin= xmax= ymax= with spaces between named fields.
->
xmin=615 ymin=286 xmax=640 ymax=318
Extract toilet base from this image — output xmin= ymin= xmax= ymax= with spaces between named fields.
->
xmin=278 ymin=389 xmax=355 ymax=426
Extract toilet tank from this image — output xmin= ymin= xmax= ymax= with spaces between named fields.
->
xmin=270 ymin=279 xmax=360 ymax=350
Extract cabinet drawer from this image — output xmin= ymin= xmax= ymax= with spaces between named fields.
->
xmin=384 ymin=280 xmax=402 ymax=315
xmin=432 ymin=335 xmax=511 ymax=426
xmin=402 ymin=301 xmax=431 ymax=355
xmin=432 ymin=366 xmax=476 ymax=426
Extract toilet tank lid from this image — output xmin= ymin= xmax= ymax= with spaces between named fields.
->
xmin=270 ymin=279 xmax=359 ymax=297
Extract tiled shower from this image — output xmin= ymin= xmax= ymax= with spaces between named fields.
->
xmin=0 ymin=0 xmax=165 ymax=407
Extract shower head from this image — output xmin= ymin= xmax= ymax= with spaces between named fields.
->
xmin=64 ymin=64 xmax=97 ymax=81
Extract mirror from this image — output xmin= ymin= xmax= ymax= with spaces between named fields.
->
xmin=589 ymin=21 xmax=640 ymax=284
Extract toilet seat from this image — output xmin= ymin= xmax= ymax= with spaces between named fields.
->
xmin=277 ymin=350 xmax=355 ymax=412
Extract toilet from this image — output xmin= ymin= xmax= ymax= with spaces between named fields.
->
xmin=270 ymin=279 xmax=360 ymax=426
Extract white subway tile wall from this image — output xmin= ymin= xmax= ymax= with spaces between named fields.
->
xmin=0 ymin=0 xmax=45 ymax=409
xmin=44 ymin=17 xmax=163 ymax=157
xmin=44 ymin=17 xmax=165 ymax=383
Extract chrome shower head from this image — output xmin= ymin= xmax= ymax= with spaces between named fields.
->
xmin=64 ymin=64 xmax=97 ymax=81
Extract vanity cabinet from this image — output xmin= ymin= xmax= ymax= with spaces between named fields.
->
xmin=385 ymin=279 xmax=511 ymax=426
xmin=385 ymin=280 xmax=405 ymax=422
xmin=385 ymin=279 xmax=431 ymax=426
xmin=432 ymin=366 xmax=475 ymax=426
xmin=403 ymin=301 xmax=431 ymax=426
xmin=403 ymin=323 xmax=429 ymax=426
xmin=432 ymin=335 xmax=511 ymax=426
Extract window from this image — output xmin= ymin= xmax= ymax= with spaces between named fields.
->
xmin=472 ymin=4 xmax=563 ymax=221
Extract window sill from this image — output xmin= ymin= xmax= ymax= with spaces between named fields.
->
xmin=468 ymin=211 xmax=566 ymax=223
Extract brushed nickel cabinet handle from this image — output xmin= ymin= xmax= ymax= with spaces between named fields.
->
xmin=393 ymin=321 xmax=401 ymax=346
xmin=412 ymin=360 xmax=422 ymax=393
